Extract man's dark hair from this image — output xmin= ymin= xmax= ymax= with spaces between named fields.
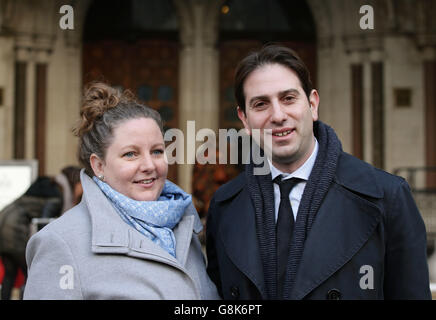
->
xmin=234 ymin=44 xmax=313 ymax=113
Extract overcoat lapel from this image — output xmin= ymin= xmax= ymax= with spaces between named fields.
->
xmin=290 ymin=154 xmax=384 ymax=299
xmin=215 ymin=176 xmax=266 ymax=298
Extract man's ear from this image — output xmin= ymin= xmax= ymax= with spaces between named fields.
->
xmin=90 ymin=153 xmax=105 ymax=177
xmin=308 ymin=89 xmax=319 ymax=121
xmin=237 ymin=106 xmax=251 ymax=136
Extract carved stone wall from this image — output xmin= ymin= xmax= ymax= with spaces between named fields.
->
xmin=0 ymin=0 xmax=435 ymax=187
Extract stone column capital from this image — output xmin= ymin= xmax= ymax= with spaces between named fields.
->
xmin=14 ymin=32 xmax=55 ymax=62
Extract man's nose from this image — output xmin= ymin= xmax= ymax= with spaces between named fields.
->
xmin=271 ymin=100 xmax=287 ymax=123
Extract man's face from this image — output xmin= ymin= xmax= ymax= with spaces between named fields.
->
xmin=237 ymin=63 xmax=319 ymax=172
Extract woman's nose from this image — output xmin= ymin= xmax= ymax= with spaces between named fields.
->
xmin=139 ymin=155 xmax=156 ymax=172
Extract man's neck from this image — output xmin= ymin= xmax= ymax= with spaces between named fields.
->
xmin=271 ymin=137 xmax=317 ymax=174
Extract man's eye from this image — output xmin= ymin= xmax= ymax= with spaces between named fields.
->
xmin=253 ymin=101 xmax=266 ymax=109
xmin=284 ymin=96 xmax=295 ymax=102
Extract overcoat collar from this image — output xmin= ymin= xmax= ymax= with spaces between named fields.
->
xmin=214 ymin=152 xmax=384 ymax=299
xmin=80 ymin=170 xmax=203 ymax=270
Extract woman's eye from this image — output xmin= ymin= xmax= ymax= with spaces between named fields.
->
xmin=152 ymin=149 xmax=164 ymax=156
xmin=123 ymin=151 xmax=135 ymax=158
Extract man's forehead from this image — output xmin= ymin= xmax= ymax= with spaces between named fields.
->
xmin=243 ymin=64 xmax=304 ymax=95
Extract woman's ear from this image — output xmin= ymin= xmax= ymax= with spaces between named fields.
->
xmin=90 ymin=153 xmax=105 ymax=177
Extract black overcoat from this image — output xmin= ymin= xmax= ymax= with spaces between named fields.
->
xmin=206 ymin=152 xmax=431 ymax=300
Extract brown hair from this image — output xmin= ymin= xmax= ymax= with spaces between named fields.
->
xmin=73 ymin=82 xmax=164 ymax=176
xmin=61 ymin=165 xmax=81 ymax=190
xmin=234 ymin=44 xmax=313 ymax=113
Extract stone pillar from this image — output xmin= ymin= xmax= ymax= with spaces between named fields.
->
xmin=175 ymin=0 xmax=222 ymax=193
xmin=369 ymin=49 xmax=385 ymax=170
xmin=44 ymin=27 xmax=82 ymax=176
xmin=349 ymin=51 xmax=364 ymax=160
xmin=14 ymin=33 xmax=53 ymax=174
xmin=344 ymin=35 xmax=385 ymax=168
xmin=13 ymin=36 xmax=33 ymax=160
xmin=13 ymin=59 xmax=27 ymax=159
xmin=423 ymin=47 xmax=436 ymax=188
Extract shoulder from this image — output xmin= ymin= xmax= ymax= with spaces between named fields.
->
xmin=212 ymin=171 xmax=246 ymax=203
xmin=24 ymin=206 xmax=87 ymax=299
xmin=27 ymin=200 xmax=90 ymax=256
xmin=335 ymin=152 xmax=406 ymax=199
xmin=40 ymin=200 xmax=90 ymax=235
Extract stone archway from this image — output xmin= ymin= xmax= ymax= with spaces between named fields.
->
xmin=217 ymin=0 xmax=319 ymax=130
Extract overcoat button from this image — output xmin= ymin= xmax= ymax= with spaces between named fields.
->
xmin=326 ymin=289 xmax=342 ymax=300
xmin=230 ymin=286 xmax=240 ymax=299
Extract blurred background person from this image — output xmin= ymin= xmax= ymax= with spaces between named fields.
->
xmin=0 ymin=166 xmax=82 ymax=300
xmin=55 ymin=166 xmax=83 ymax=214
xmin=0 ymin=177 xmax=62 ymax=300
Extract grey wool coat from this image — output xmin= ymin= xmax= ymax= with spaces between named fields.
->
xmin=23 ymin=171 xmax=220 ymax=300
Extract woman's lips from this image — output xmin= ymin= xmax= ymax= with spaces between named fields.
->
xmin=134 ymin=178 xmax=157 ymax=188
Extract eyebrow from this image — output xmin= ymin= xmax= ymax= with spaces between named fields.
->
xmin=120 ymin=143 xmax=165 ymax=150
xmin=248 ymin=88 xmax=300 ymax=106
xmin=279 ymin=89 xmax=300 ymax=97
xmin=152 ymin=143 xmax=165 ymax=149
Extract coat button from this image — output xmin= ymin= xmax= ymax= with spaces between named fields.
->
xmin=230 ymin=286 xmax=240 ymax=299
xmin=326 ymin=289 xmax=341 ymax=300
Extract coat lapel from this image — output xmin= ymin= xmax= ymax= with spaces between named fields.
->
xmin=80 ymin=170 xmax=201 ymax=271
xmin=291 ymin=153 xmax=384 ymax=299
xmin=173 ymin=203 xmax=203 ymax=266
xmin=215 ymin=174 xmax=266 ymax=298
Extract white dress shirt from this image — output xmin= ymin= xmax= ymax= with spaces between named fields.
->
xmin=268 ymin=138 xmax=319 ymax=223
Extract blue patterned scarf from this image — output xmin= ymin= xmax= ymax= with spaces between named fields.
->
xmin=93 ymin=177 xmax=192 ymax=257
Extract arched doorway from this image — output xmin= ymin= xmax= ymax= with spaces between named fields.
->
xmin=82 ymin=0 xmax=179 ymax=183
xmin=218 ymin=0 xmax=317 ymax=130
xmin=192 ymin=0 xmax=318 ymax=228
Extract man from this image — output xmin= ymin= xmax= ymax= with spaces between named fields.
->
xmin=206 ymin=45 xmax=431 ymax=300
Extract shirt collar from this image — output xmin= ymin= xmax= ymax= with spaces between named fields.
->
xmin=269 ymin=138 xmax=319 ymax=181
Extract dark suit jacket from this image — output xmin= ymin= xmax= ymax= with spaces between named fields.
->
xmin=206 ymin=152 xmax=431 ymax=300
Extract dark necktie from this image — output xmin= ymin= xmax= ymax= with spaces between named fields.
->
xmin=273 ymin=175 xmax=302 ymax=299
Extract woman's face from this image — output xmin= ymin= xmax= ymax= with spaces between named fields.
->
xmin=90 ymin=117 xmax=168 ymax=201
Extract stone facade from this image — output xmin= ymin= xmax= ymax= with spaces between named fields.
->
xmin=0 ymin=0 xmax=435 ymax=193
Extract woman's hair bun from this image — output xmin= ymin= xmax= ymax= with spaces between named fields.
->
xmin=73 ymin=82 xmax=135 ymax=138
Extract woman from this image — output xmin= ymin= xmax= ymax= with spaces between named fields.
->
xmin=23 ymin=83 xmax=219 ymax=299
